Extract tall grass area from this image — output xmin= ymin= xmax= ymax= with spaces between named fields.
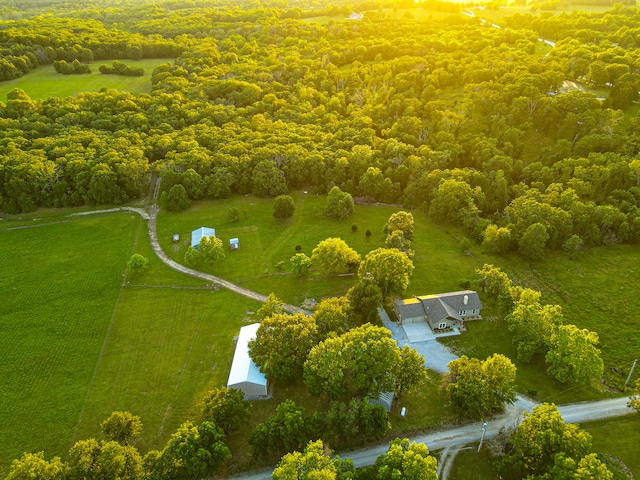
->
xmin=0 ymin=58 xmax=172 ymax=101
xmin=0 ymin=214 xmax=139 ymax=473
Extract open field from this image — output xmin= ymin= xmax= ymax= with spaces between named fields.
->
xmin=0 ymin=210 xmax=260 ymax=474
xmin=0 ymin=58 xmax=172 ymax=101
xmin=73 ymin=286 xmax=261 ymax=455
xmin=0 ymin=214 xmax=139 ymax=472
xmin=156 ymin=192 xmax=482 ymax=305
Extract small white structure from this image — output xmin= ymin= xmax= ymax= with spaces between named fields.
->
xmin=227 ymin=323 xmax=268 ymax=398
xmin=191 ymin=227 xmax=215 ymax=250
xmin=172 ymin=233 xmax=180 ymax=243
xmin=346 ymin=11 xmax=363 ymax=20
xmin=229 ymin=238 xmax=239 ymax=250
xmin=369 ymin=391 xmax=395 ymax=412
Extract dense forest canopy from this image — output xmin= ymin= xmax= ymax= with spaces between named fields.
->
xmin=1 ymin=0 xmax=640 ymax=257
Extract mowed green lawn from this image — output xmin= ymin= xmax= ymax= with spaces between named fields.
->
xmin=0 ymin=58 xmax=172 ymax=101
xmin=156 ymin=192 xmax=482 ymax=305
xmin=0 ymin=214 xmax=139 ymax=472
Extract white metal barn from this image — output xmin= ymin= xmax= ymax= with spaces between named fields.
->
xmin=226 ymin=323 xmax=268 ymax=399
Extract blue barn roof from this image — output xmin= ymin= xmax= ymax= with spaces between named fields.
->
xmin=191 ymin=227 xmax=216 ymax=249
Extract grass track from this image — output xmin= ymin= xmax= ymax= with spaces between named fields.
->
xmin=0 ymin=58 xmax=173 ymax=101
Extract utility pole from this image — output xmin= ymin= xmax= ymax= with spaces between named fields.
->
xmin=478 ymin=421 xmax=488 ymax=453
xmin=625 ymin=359 xmax=637 ymax=388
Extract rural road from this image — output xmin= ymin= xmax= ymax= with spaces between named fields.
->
xmin=233 ymin=397 xmax=635 ymax=479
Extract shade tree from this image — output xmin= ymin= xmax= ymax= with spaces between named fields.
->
xmin=545 ymin=324 xmax=604 ymax=384
xmin=326 ymin=185 xmax=355 ymax=219
xmin=5 ymin=452 xmax=66 ymax=480
xmin=290 ymin=253 xmax=312 ymax=276
xmin=346 ymin=279 xmax=383 ymax=325
xmin=272 ymin=440 xmax=355 ymax=480
xmin=273 ymin=194 xmax=295 ymax=219
xmin=198 ymin=235 xmax=225 ymax=264
xmin=374 ymin=438 xmax=438 ymax=480
xmin=311 ymin=237 xmax=361 ymax=275
xmin=249 ymin=312 xmax=318 ymax=383
xmin=498 ymin=403 xmax=602 ymax=479
xmin=100 ymin=411 xmax=142 ymax=445
xmin=358 ymin=248 xmax=414 ymax=299
xmin=505 ymin=289 xmax=563 ymax=362
xmin=201 ymin=386 xmax=251 ymax=434
xmin=304 ymin=324 xmax=426 ymax=399
xmin=442 ymin=354 xmax=517 ymax=420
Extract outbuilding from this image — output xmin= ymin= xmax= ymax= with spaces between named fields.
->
xmin=226 ymin=323 xmax=269 ymax=399
xmin=191 ymin=227 xmax=216 ymax=250
xmin=229 ymin=238 xmax=239 ymax=250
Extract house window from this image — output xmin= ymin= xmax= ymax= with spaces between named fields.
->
xmin=438 ymin=322 xmax=447 ymax=329
xmin=460 ymin=310 xmax=466 ymax=316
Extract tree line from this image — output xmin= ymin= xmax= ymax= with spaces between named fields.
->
xmin=1 ymin=3 xmax=640 ymax=262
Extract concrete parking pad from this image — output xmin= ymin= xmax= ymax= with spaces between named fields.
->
xmin=379 ymin=308 xmax=458 ymax=373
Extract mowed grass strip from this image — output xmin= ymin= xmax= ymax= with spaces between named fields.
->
xmin=0 ymin=58 xmax=173 ymax=101
xmin=0 ymin=214 xmax=139 ymax=473
xmin=73 ymin=287 xmax=261 ymax=454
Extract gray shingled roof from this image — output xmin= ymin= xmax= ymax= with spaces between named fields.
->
xmin=395 ymin=291 xmax=482 ymax=324
xmin=394 ymin=299 xmax=426 ymax=320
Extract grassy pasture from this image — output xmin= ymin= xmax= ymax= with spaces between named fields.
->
xmin=0 ymin=210 xmax=261 ymax=473
xmin=3 ymin=196 xmax=639 ymax=475
xmin=73 ymin=286 xmax=261 ymax=455
xmin=0 ymin=214 xmax=139 ymax=473
xmin=0 ymin=58 xmax=172 ymax=101
xmin=156 ymin=192 xmax=482 ymax=305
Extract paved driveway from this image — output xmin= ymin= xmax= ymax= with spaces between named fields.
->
xmin=378 ymin=308 xmax=458 ymax=373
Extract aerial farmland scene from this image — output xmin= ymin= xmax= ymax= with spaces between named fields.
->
xmin=1 ymin=0 xmax=640 ymax=478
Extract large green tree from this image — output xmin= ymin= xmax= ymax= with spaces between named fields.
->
xmin=67 ymin=439 xmax=142 ymax=480
xmin=358 ymin=248 xmax=414 ymax=298
xmin=198 ymin=235 xmax=225 ymax=264
xmin=443 ymin=354 xmax=517 ymax=419
xmin=290 ymin=253 xmax=312 ymax=276
xmin=374 ymin=438 xmax=438 ymax=480
xmin=505 ymin=289 xmax=563 ymax=362
xmin=201 ymin=387 xmax=251 ymax=434
xmin=311 ymin=237 xmax=361 ymax=275
xmin=346 ymin=279 xmax=383 ymax=325
xmin=313 ymin=296 xmax=351 ymax=340
xmin=386 ymin=211 xmax=414 ymax=241
xmin=326 ymin=186 xmax=355 ymax=219
xmin=100 ymin=411 xmax=142 ymax=446
xmin=545 ymin=324 xmax=604 ymax=384
xmin=147 ymin=421 xmax=230 ymax=480
xmin=249 ymin=313 xmax=318 ymax=383
xmin=273 ymin=194 xmax=295 ymax=219
xmin=272 ymin=440 xmax=355 ymax=480
xmin=304 ymin=324 xmax=400 ymax=398
xmin=5 ymin=452 xmax=66 ymax=480
xmin=499 ymin=403 xmax=597 ymax=479
xmin=249 ymin=400 xmax=310 ymax=456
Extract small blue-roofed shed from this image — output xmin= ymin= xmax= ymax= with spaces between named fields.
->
xmin=227 ymin=323 xmax=268 ymax=398
xmin=191 ymin=227 xmax=215 ymax=250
